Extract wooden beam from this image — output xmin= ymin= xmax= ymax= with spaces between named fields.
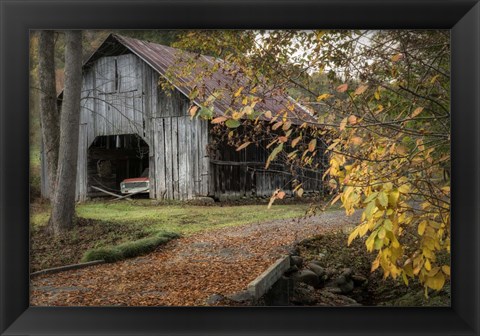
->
xmin=210 ymin=160 xmax=270 ymax=167
xmin=111 ymin=188 xmax=149 ymax=201
xmin=90 ymin=185 xmax=132 ymax=202
xmin=91 ymin=185 xmax=150 ymax=201
xmin=91 ymin=185 xmax=123 ymax=197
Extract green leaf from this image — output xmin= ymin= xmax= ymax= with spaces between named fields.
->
xmin=225 ymin=119 xmax=241 ymax=129
xmin=198 ymin=107 xmax=213 ymax=119
xmin=378 ymin=227 xmax=386 ymax=239
xmin=365 ymin=201 xmax=377 ymax=219
xmin=266 ymin=143 xmax=284 ymax=169
xmin=384 ymin=219 xmax=393 ymax=231
xmin=364 ymin=192 xmax=379 ymax=204
xmin=365 ymin=233 xmax=376 ymax=252
xmin=189 ymin=87 xmax=199 ymax=100
xmin=247 ymin=109 xmax=262 ymax=120
xmin=378 ymin=192 xmax=388 ymax=208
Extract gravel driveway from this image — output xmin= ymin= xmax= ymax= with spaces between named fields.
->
xmin=30 ymin=210 xmax=359 ymax=306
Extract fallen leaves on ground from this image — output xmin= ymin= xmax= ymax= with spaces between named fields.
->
xmin=30 ymin=211 xmax=358 ymax=306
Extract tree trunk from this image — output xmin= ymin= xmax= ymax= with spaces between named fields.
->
xmin=38 ymin=31 xmax=60 ymax=198
xmin=49 ymin=31 xmax=82 ymax=235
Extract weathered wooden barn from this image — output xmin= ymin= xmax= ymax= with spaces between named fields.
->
xmin=41 ymin=34 xmax=325 ymax=201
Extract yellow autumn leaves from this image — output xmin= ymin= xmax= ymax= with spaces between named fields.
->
xmin=335 ymin=153 xmax=450 ymax=292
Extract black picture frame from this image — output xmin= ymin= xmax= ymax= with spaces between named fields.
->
xmin=1 ymin=0 xmax=479 ymax=335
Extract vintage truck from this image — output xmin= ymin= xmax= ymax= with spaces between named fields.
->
xmin=120 ymin=168 xmax=150 ymax=194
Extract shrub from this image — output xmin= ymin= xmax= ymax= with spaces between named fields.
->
xmin=82 ymin=247 xmax=123 ymax=263
xmin=81 ymin=231 xmax=180 ymax=263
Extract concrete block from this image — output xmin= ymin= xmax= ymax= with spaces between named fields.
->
xmin=247 ymin=255 xmax=290 ymax=299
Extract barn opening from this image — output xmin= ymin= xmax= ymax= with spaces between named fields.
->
xmin=87 ymin=134 xmax=149 ymax=198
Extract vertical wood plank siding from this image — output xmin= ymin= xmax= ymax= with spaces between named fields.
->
xmin=41 ymin=52 xmax=211 ymax=201
xmin=152 ymin=89 xmax=210 ymax=200
xmin=209 ymin=133 xmax=325 ymax=199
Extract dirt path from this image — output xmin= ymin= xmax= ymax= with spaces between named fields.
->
xmin=30 ymin=210 xmax=358 ymax=306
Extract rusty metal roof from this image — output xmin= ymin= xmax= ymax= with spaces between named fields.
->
xmin=89 ymin=34 xmax=314 ymax=124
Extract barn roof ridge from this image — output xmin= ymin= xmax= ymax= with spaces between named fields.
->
xmin=85 ymin=33 xmax=314 ymax=125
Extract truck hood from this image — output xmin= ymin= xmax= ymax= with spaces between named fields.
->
xmin=122 ymin=177 xmax=149 ymax=183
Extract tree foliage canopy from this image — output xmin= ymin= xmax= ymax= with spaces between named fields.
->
xmin=171 ymin=30 xmax=451 ymax=292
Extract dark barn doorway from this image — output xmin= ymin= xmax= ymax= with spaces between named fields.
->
xmin=87 ymin=134 xmax=149 ymax=198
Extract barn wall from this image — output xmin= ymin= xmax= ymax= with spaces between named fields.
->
xmin=74 ymin=53 xmax=150 ymax=201
xmin=209 ymin=129 xmax=326 ymax=199
xmin=41 ymin=52 xmax=210 ymax=201
xmin=151 ymin=89 xmax=210 ymax=200
xmin=84 ymin=54 xmax=146 ymax=143
xmin=80 ymin=53 xmax=210 ymax=201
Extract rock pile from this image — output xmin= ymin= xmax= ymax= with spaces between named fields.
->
xmin=285 ymin=255 xmax=368 ymax=306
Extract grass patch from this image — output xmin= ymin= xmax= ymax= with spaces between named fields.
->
xmin=77 ymin=202 xmax=313 ymax=235
xmin=31 ymin=201 xmax=313 ymax=235
xmin=82 ymin=231 xmax=180 ymax=263
xmin=30 ymin=200 xmax=316 ymax=272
